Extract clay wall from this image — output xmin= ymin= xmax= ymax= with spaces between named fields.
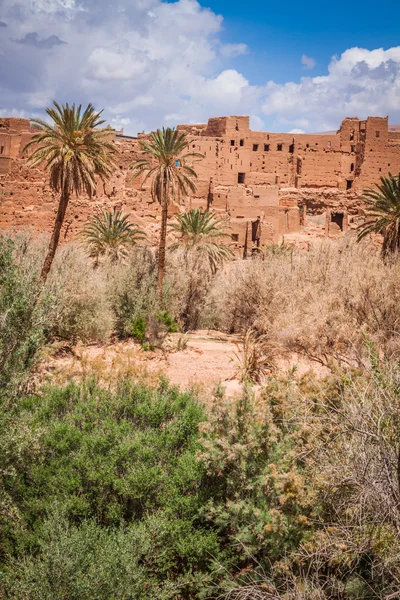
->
xmin=1 ymin=114 xmax=400 ymax=247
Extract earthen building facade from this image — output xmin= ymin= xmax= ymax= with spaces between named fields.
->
xmin=1 ymin=114 xmax=400 ymax=251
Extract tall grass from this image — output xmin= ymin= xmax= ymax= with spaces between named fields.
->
xmin=6 ymin=232 xmax=400 ymax=367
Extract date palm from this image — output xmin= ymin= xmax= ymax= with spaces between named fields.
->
xmin=130 ymin=128 xmax=203 ymax=299
xmin=24 ymin=101 xmax=117 ymax=282
xmin=169 ymin=208 xmax=234 ymax=272
xmin=357 ymin=173 xmax=400 ymax=257
xmin=81 ymin=209 xmax=145 ymax=265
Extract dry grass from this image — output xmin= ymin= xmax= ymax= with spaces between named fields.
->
xmin=203 ymin=236 xmax=400 ymax=367
xmin=233 ymin=329 xmax=276 ymax=383
xmin=9 ymin=231 xmax=400 ymax=369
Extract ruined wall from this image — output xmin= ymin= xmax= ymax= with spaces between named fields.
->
xmin=1 ymin=114 xmax=399 ymax=250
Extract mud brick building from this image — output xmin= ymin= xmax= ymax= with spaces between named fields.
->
xmin=1 ymin=114 xmax=400 ymax=251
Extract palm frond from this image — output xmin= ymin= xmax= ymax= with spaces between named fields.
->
xmin=357 ymin=173 xmax=400 ymax=257
xmin=24 ymin=101 xmax=118 ymax=198
xmin=168 ymin=208 xmax=234 ymax=272
xmin=81 ymin=209 xmax=145 ymax=264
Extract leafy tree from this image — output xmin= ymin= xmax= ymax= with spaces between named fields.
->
xmin=357 ymin=172 xmax=400 ymax=256
xmin=130 ymin=128 xmax=202 ymax=299
xmin=81 ymin=209 xmax=145 ymax=265
xmin=169 ymin=208 xmax=234 ymax=273
xmin=24 ymin=102 xmax=117 ymax=282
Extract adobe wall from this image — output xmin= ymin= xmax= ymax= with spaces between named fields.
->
xmin=0 ymin=114 xmax=399 ymax=250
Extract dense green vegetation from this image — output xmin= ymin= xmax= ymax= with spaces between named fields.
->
xmin=2 ymin=232 xmax=400 ymax=598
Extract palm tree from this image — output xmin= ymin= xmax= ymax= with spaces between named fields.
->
xmin=357 ymin=173 xmax=400 ymax=257
xmin=81 ymin=209 xmax=145 ymax=265
xmin=24 ymin=101 xmax=117 ymax=282
xmin=130 ymin=128 xmax=203 ymax=299
xmin=169 ymin=208 xmax=234 ymax=272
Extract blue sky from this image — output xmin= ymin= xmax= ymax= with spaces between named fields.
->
xmin=209 ymin=0 xmax=400 ymax=81
xmin=0 ymin=0 xmax=399 ymax=134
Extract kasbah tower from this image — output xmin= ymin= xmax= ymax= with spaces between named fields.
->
xmin=1 ymin=113 xmax=400 ymax=253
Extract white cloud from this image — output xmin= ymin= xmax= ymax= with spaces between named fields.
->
xmin=220 ymin=43 xmax=248 ymax=58
xmin=301 ymin=54 xmax=316 ymax=70
xmin=263 ymin=47 xmax=400 ymax=131
xmin=288 ymin=128 xmax=306 ymax=134
xmin=1 ymin=1 xmax=400 ymax=135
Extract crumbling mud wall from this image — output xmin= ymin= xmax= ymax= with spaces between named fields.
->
xmin=1 ymin=114 xmax=400 ymax=250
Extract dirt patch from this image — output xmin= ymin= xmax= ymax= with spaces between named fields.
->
xmin=40 ymin=330 xmax=330 ymax=396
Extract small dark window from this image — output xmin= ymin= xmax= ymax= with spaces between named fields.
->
xmin=306 ymin=143 xmax=309 ymax=148
xmin=350 ymin=163 xmax=354 ymax=172
xmin=230 ymin=139 xmax=235 ymax=146
xmin=264 ymin=144 xmax=269 ymax=151
xmin=231 ymin=233 xmax=239 ymax=242
xmin=376 ymin=131 xmax=380 ymax=138
xmin=277 ymin=144 xmax=283 ymax=151
xmin=331 ymin=212 xmax=344 ymax=231
xmin=238 ymin=172 xmax=245 ymax=184
xmin=235 ymin=121 xmax=239 ymax=131
xmin=240 ymin=139 xmax=244 ymax=146
xmin=289 ymin=143 xmax=294 ymax=153
xmin=253 ymin=144 xmax=259 ymax=151
xmin=379 ymin=168 xmax=382 ymax=172
xmin=346 ymin=180 xmax=353 ymax=190
xmin=350 ymin=131 xmax=354 ymax=141
xmin=351 ymin=145 xmax=355 ymax=153
xmin=0 ymin=146 xmax=3 ymax=155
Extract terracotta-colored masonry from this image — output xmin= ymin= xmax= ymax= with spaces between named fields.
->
xmin=1 ymin=114 xmax=400 ymax=251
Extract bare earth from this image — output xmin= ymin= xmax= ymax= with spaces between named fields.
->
xmin=41 ymin=330 xmax=330 ymax=396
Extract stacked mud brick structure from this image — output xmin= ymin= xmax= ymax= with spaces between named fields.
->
xmin=1 ymin=114 xmax=400 ymax=251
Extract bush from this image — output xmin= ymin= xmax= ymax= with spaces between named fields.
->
xmin=0 ymin=380 xmax=225 ymax=598
xmin=0 ymin=235 xmax=44 ymax=397
xmin=203 ymin=238 xmax=400 ymax=366
xmin=45 ymin=244 xmax=114 ymax=343
xmin=111 ymin=246 xmax=158 ymax=338
xmin=0 ymin=378 xmax=319 ymax=599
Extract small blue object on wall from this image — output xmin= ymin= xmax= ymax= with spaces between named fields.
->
xmin=175 ymin=160 xmax=179 ymax=166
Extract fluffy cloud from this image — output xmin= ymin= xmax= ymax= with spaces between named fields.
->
xmin=0 ymin=0 xmax=263 ymax=133
xmin=301 ymin=54 xmax=316 ymax=70
xmin=263 ymin=47 xmax=400 ymax=131
xmin=0 ymin=0 xmax=400 ymax=134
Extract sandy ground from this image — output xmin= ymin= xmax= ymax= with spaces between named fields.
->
xmin=41 ymin=330 xmax=330 ymax=397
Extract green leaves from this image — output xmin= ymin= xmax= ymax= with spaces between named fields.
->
xmin=24 ymin=101 xmax=117 ymax=198
xmin=81 ymin=209 xmax=145 ymax=264
xmin=169 ymin=209 xmax=234 ymax=273
xmin=357 ymin=172 xmax=400 ymax=256
xmin=130 ymin=127 xmax=203 ymax=207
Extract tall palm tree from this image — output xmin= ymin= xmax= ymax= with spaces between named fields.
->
xmin=169 ymin=208 xmax=234 ymax=272
xmin=24 ymin=101 xmax=117 ymax=282
xmin=130 ymin=128 xmax=202 ymax=299
xmin=81 ymin=209 xmax=145 ymax=265
xmin=357 ymin=173 xmax=400 ymax=257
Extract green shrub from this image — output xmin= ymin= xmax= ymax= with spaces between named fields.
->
xmin=0 ymin=235 xmax=44 ymax=397
xmin=0 ymin=380 xmax=226 ymax=599
xmin=110 ymin=247 xmax=158 ymax=338
xmin=156 ymin=310 xmax=179 ymax=333
xmin=131 ymin=316 xmax=147 ymax=344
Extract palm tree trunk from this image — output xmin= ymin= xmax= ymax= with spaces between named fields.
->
xmin=157 ymin=196 xmax=168 ymax=301
xmin=40 ymin=190 xmax=70 ymax=283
